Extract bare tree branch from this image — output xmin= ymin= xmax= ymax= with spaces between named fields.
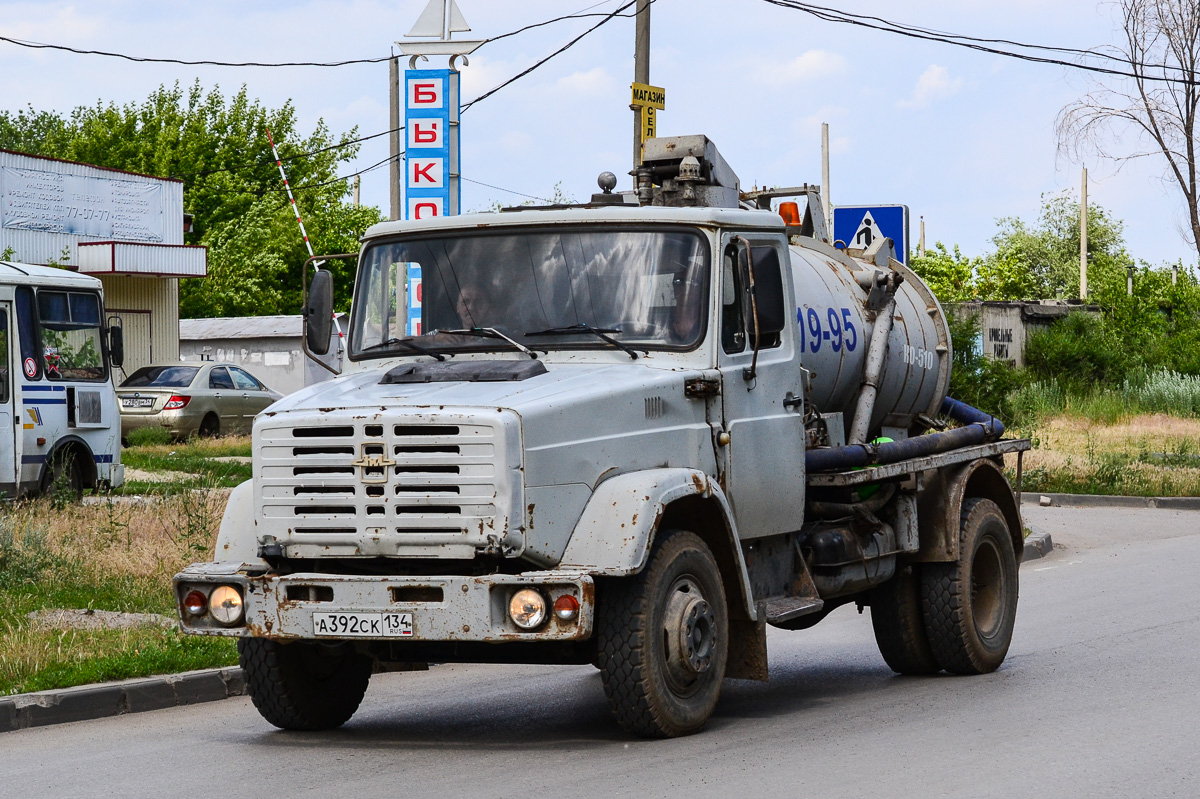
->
xmin=1058 ymin=0 xmax=1200 ymax=262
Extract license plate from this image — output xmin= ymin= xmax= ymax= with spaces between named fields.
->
xmin=312 ymin=611 xmax=413 ymax=638
xmin=121 ymin=397 xmax=153 ymax=408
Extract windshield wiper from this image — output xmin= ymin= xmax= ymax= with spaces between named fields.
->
xmin=524 ymin=324 xmax=639 ymax=360
xmin=359 ymin=337 xmax=446 ymax=361
xmin=436 ymin=327 xmax=542 ymax=360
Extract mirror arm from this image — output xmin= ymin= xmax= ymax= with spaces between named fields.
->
xmin=734 ymin=236 xmax=761 ymax=382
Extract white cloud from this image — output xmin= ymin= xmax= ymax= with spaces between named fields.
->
xmin=763 ymin=50 xmax=847 ymax=85
xmin=898 ymin=64 xmax=964 ymax=109
xmin=554 ymin=67 xmax=615 ymax=98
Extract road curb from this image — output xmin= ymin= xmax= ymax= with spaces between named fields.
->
xmin=0 ymin=667 xmax=244 ymax=733
xmin=1021 ymin=492 xmax=1200 ymax=510
xmin=1023 ymin=530 xmax=1053 ymax=561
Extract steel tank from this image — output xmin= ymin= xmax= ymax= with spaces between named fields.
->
xmin=787 ymin=240 xmax=952 ymax=437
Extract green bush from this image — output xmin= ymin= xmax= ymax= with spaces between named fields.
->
xmin=1024 ymin=312 xmax=1136 ymax=388
xmin=125 ymin=426 xmax=172 ymax=448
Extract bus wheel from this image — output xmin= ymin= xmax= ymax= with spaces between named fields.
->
xmin=41 ymin=450 xmax=84 ymax=500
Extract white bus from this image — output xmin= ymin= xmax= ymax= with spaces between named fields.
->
xmin=0 ymin=261 xmax=124 ymax=497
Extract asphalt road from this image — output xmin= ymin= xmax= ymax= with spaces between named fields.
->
xmin=3 ymin=506 xmax=1198 ymax=799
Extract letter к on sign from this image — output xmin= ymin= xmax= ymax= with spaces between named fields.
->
xmin=404 ymin=68 xmax=459 ymax=220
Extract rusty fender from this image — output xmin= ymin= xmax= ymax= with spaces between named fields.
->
xmin=915 ymin=457 xmax=1024 ymax=564
xmin=557 ymin=468 xmax=756 ymax=619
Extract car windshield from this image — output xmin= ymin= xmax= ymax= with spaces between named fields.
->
xmin=350 ymin=227 xmax=709 ymax=359
xmin=121 ymin=366 xmax=199 ymax=388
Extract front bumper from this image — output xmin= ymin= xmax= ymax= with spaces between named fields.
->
xmin=174 ymin=564 xmax=594 ymax=643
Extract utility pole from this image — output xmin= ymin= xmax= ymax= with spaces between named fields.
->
xmin=632 ymin=0 xmax=651 ymax=170
xmin=389 ymin=55 xmax=401 ymax=221
xmin=1080 ymin=166 xmax=1088 ymax=299
xmin=919 ymin=216 xmax=926 ymax=258
xmin=353 ymin=174 xmax=361 ymax=207
xmin=821 ymin=122 xmax=832 ymax=234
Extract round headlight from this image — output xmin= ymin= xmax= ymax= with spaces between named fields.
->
xmin=209 ymin=585 xmax=245 ymax=626
xmin=508 ymin=589 xmax=547 ymax=630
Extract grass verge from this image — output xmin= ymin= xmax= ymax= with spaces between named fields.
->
xmin=0 ymin=488 xmax=237 ymax=696
xmin=1012 ymin=413 xmax=1200 ymax=497
xmin=118 ymin=435 xmax=251 ymax=494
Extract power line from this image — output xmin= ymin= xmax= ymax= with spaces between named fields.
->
xmin=461 ymin=177 xmax=553 ymax=204
xmin=0 ymin=3 xmax=639 ymax=70
xmin=0 ymin=34 xmax=392 ymax=68
xmin=463 ymin=0 xmax=652 ymax=111
xmin=760 ymin=0 xmax=1199 ymax=87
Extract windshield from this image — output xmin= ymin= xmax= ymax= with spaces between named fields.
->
xmin=121 ymin=366 xmax=199 ymax=388
xmin=350 ymin=227 xmax=709 ymax=359
xmin=37 ymin=291 xmax=107 ymax=382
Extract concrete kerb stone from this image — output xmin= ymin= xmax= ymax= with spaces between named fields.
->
xmin=1022 ymin=492 xmax=1200 ymax=511
xmin=1023 ymin=531 xmax=1054 ymax=561
xmin=0 ymin=667 xmax=245 ymax=733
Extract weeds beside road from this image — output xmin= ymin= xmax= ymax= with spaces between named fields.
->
xmin=0 ymin=437 xmax=248 ymax=696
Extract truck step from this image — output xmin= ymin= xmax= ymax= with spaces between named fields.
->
xmin=763 ymin=596 xmax=825 ymax=624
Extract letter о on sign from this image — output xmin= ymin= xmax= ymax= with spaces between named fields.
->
xmin=408 ymin=198 xmax=444 ymax=220
xmin=407 ymin=78 xmax=444 ymax=110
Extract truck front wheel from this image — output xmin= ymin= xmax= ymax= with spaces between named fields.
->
xmin=238 ymin=638 xmax=372 ymax=730
xmin=921 ymin=498 xmax=1019 ymax=674
xmin=597 ymin=529 xmax=729 ymax=738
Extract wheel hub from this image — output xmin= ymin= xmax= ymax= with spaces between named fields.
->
xmin=664 ymin=578 xmax=716 ymax=684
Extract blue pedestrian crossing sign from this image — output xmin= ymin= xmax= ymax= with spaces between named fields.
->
xmin=832 ymin=205 xmax=910 ymax=265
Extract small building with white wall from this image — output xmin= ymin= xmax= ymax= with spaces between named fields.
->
xmin=179 ymin=314 xmax=345 ymax=395
xmin=0 ymin=149 xmax=207 ymax=376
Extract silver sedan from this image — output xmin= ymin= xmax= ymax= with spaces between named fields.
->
xmin=118 ymin=362 xmax=283 ymax=439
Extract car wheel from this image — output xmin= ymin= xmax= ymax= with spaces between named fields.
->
xmin=198 ymin=413 xmax=220 ymax=437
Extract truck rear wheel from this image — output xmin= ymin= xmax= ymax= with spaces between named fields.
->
xmin=238 ymin=638 xmax=372 ymax=730
xmin=869 ymin=564 xmax=941 ymax=675
xmin=921 ymin=498 xmax=1018 ymax=674
xmin=597 ymin=529 xmax=728 ymax=738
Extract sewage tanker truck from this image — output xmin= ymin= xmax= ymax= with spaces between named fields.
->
xmin=175 ymin=135 xmax=1030 ymax=738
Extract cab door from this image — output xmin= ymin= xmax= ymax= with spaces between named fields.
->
xmin=715 ymin=234 xmax=806 ymax=539
xmin=0 ymin=304 xmax=18 ymax=494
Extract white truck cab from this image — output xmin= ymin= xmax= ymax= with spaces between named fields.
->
xmin=0 ymin=262 xmax=124 ymax=496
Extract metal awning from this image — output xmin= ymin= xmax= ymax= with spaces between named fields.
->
xmin=76 ymin=241 xmax=207 ymax=278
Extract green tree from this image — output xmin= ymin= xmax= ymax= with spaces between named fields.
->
xmin=0 ymin=82 xmax=382 ymax=317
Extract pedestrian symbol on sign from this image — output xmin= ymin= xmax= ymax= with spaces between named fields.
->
xmin=852 ymin=211 xmax=878 ymax=248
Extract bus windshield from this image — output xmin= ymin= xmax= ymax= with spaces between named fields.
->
xmin=350 ymin=227 xmax=709 ymax=359
xmin=37 ymin=291 xmax=106 ymax=382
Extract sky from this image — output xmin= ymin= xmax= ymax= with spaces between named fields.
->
xmin=1 ymin=0 xmax=1195 ymax=268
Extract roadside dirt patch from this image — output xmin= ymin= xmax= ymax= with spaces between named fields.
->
xmin=26 ymin=609 xmax=177 ymax=631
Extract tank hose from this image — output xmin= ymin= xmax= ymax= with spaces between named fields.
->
xmin=805 ymin=397 xmax=1005 ymax=473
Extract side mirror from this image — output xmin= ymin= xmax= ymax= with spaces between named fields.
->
xmin=749 ymin=247 xmax=786 ymax=336
xmin=305 ymin=269 xmax=334 ymax=356
xmin=108 ymin=321 xmax=124 ymax=369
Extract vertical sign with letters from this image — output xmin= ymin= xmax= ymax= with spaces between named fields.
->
xmin=403 ymin=68 xmax=460 ymax=332
xmin=404 ymin=68 xmax=459 ymax=220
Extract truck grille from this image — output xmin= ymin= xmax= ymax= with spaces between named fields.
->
xmin=256 ymin=412 xmax=522 ymax=559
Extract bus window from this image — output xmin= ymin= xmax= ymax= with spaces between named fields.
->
xmin=15 ymin=287 xmax=40 ymax=381
xmin=37 ymin=291 xmax=107 ymax=382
